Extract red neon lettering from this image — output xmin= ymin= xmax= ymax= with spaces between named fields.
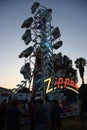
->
xmin=70 ymin=80 xmax=74 ymax=86
xmin=54 ymin=78 xmax=63 ymax=88
xmin=58 ymin=78 xmax=63 ymax=88
xmin=54 ymin=78 xmax=60 ymax=88
xmin=63 ymin=78 xmax=70 ymax=89
xmin=69 ymin=80 xmax=78 ymax=90
xmin=54 ymin=77 xmax=78 ymax=90
xmin=73 ymin=83 xmax=78 ymax=90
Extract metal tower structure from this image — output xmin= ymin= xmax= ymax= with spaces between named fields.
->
xmin=31 ymin=3 xmax=54 ymax=98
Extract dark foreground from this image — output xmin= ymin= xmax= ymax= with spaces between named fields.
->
xmin=2 ymin=117 xmax=87 ymax=130
xmin=20 ymin=117 xmax=87 ymax=130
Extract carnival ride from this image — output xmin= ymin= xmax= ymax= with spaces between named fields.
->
xmin=13 ymin=2 xmax=78 ymax=101
xmin=12 ymin=2 xmax=62 ymax=99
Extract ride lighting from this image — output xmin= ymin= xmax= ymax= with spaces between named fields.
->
xmin=31 ymin=2 xmax=40 ymax=14
xmin=53 ymin=41 xmax=63 ymax=49
xmin=21 ymin=17 xmax=33 ymax=28
xmin=19 ymin=46 xmax=34 ymax=58
xmin=52 ymin=27 xmax=61 ymax=39
xmin=22 ymin=29 xmax=32 ymax=45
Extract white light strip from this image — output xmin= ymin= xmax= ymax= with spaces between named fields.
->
xmin=66 ymin=87 xmax=79 ymax=94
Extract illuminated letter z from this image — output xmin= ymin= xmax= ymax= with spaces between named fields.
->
xmin=44 ymin=78 xmax=53 ymax=94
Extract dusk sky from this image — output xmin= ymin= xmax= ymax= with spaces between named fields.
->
xmin=0 ymin=0 xmax=87 ymax=89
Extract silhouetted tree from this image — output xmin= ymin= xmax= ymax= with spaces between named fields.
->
xmin=63 ymin=55 xmax=78 ymax=82
xmin=53 ymin=53 xmax=78 ymax=83
xmin=75 ymin=57 xmax=87 ymax=84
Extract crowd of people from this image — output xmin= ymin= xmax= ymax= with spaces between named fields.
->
xmin=29 ymin=96 xmax=62 ymax=130
xmin=0 ymin=99 xmax=21 ymax=130
xmin=0 ymin=96 xmax=63 ymax=130
xmin=1 ymin=95 xmax=87 ymax=130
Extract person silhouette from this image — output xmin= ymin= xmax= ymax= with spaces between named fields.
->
xmin=6 ymin=100 xmax=21 ymax=130
xmin=51 ymin=99 xmax=62 ymax=130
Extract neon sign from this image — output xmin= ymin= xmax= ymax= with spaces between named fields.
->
xmin=44 ymin=77 xmax=78 ymax=94
xmin=54 ymin=78 xmax=78 ymax=89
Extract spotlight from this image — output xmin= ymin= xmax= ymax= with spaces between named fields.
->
xmin=21 ymin=17 xmax=33 ymax=28
xmin=53 ymin=41 xmax=63 ymax=49
xmin=16 ymin=84 xmax=22 ymax=87
xmin=31 ymin=2 xmax=40 ymax=14
xmin=19 ymin=46 xmax=33 ymax=58
xmin=22 ymin=29 xmax=32 ymax=45
xmin=21 ymin=80 xmax=27 ymax=87
xmin=47 ymin=9 xmax=52 ymax=13
xmin=21 ymin=80 xmax=27 ymax=84
xmin=52 ymin=27 xmax=61 ymax=39
xmin=20 ymin=62 xmax=31 ymax=80
xmin=34 ymin=47 xmax=41 ymax=58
